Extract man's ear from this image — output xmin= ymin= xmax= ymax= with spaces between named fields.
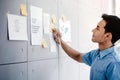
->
xmin=106 ymin=34 xmax=109 ymax=37
xmin=105 ymin=32 xmax=112 ymax=39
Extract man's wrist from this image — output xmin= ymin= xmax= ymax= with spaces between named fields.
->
xmin=60 ymin=39 xmax=63 ymax=45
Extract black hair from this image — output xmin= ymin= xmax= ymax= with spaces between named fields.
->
xmin=102 ymin=14 xmax=120 ymax=44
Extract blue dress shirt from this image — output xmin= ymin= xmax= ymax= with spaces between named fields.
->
xmin=82 ymin=46 xmax=120 ymax=80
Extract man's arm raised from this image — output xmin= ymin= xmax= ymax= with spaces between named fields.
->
xmin=52 ymin=28 xmax=83 ymax=63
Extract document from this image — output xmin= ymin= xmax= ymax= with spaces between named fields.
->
xmin=43 ymin=13 xmax=50 ymax=34
xmin=50 ymin=34 xmax=57 ymax=52
xmin=7 ymin=14 xmax=28 ymax=40
xmin=59 ymin=19 xmax=71 ymax=42
xmin=30 ymin=6 xmax=43 ymax=45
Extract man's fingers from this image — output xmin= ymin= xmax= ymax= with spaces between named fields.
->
xmin=52 ymin=28 xmax=57 ymax=33
xmin=55 ymin=38 xmax=59 ymax=44
xmin=52 ymin=28 xmax=62 ymax=44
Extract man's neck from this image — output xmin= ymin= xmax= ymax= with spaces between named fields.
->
xmin=99 ymin=41 xmax=113 ymax=51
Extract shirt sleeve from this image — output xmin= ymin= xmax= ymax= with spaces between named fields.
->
xmin=106 ymin=62 xmax=120 ymax=80
xmin=82 ymin=50 xmax=98 ymax=66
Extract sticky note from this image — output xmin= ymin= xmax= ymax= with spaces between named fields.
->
xmin=49 ymin=23 xmax=55 ymax=33
xmin=61 ymin=14 xmax=66 ymax=22
xmin=42 ymin=38 xmax=47 ymax=48
xmin=20 ymin=4 xmax=27 ymax=16
xmin=51 ymin=14 xmax=57 ymax=24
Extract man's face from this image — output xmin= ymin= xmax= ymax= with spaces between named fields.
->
xmin=92 ymin=20 xmax=107 ymax=43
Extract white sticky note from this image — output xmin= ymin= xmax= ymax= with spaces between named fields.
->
xmin=43 ymin=13 xmax=50 ymax=34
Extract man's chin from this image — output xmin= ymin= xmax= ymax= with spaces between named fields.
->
xmin=92 ymin=39 xmax=97 ymax=43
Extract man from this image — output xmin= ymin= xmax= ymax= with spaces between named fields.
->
xmin=52 ymin=14 xmax=120 ymax=80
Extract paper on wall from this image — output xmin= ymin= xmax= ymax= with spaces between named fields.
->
xmin=43 ymin=13 xmax=50 ymax=34
xmin=30 ymin=6 xmax=43 ymax=45
xmin=49 ymin=34 xmax=57 ymax=52
xmin=7 ymin=14 xmax=28 ymax=40
xmin=59 ymin=19 xmax=71 ymax=42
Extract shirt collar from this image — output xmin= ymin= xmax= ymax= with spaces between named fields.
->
xmin=98 ymin=46 xmax=115 ymax=59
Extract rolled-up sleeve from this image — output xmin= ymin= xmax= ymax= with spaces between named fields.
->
xmin=82 ymin=50 xmax=98 ymax=66
xmin=82 ymin=52 xmax=92 ymax=66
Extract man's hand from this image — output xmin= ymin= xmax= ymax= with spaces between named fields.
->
xmin=52 ymin=28 xmax=62 ymax=44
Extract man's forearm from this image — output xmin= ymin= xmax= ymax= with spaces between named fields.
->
xmin=60 ymin=40 xmax=83 ymax=63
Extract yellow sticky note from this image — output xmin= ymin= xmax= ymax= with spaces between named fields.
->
xmin=51 ymin=14 xmax=57 ymax=24
xmin=20 ymin=4 xmax=27 ymax=16
xmin=61 ymin=14 xmax=66 ymax=22
xmin=49 ymin=23 xmax=55 ymax=33
xmin=42 ymin=38 xmax=47 ymax=48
